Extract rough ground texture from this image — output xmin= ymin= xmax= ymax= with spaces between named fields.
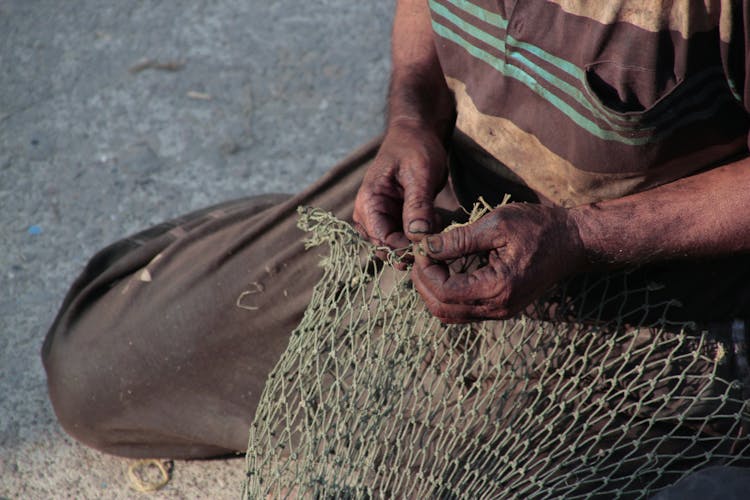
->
xmin=0 ymin=1 xmax=393 ymax=498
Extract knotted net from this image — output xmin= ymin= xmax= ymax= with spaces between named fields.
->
xmin=243 ymin=206 xmax=750 ymax=499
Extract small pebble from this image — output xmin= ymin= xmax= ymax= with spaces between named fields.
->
xmin=28 ymin=225 xmax=43 ymax=236
xmin=220 ymin=140 xmax=240 ymax=156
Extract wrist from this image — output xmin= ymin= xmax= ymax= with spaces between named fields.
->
xmin=387 ymin=72 xmax=455 ymax=141
xmin=387 ymin=115 xmax=433 ymax=129
xmin=385 ymin=116 xmax=441 ymax=139
xmin=553 ymin=206 xmax=593 ymax=276
xmin=567 ymin=204 xmax=609 ymax=270
xmin=569 ymin=202 xmax=643 ymax=270
xmin=386 ymin=112 xmax=454 ymax=145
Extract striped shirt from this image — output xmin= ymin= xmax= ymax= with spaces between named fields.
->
xmin=429 ymin=0 xmax=750 ymax=207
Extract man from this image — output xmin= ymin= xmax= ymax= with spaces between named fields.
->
xmin=43 ymin=0 xmax=750 ymax=489
xmin=356 ymin=0 xmax=750 ymax=326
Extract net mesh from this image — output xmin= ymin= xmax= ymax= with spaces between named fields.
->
xmin=243 ymin=206 xmax=750 ymax=499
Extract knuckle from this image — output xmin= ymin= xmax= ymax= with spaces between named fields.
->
xmin=352 ymin=206 xmax=372 ymax=228
xmin=402 ymin=148 xmax=429 ymax=166
xmin=352 ymin=204 xmax=364 ymax=222
xmin=352 ymin=215 xmax=364 ymax=229
xmin=449 ymin=228 xmax=472 ymax=254
xmin=404 ymin=196 xmax=431 ymax=211
xmin=400 ymin=155 xmax=437 ymax=179
xmin=490 ymin=236 xmax=505 ymax=250
xmin=352 ymin=221 xmax=367 ymax=238
xmin=354 ymin=190 xmax=374 ymax=210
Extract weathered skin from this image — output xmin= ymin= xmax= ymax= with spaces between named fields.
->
xmin=355 ymin=0 xmax=750 ymax=324
xmin=353 ymin=0 xmax=454 ymax=252
xmin=412 ymin=203 xmax=585 ymax=323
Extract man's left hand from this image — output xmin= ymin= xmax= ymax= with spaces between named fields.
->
xmin=411 ymin=203 xmax=587 ymax=323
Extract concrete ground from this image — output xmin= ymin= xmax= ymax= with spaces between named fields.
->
xmin=0 ymin=1 xmax=393 ymax=498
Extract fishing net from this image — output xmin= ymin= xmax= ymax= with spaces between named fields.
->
xmin=243 ymin=205 xmax=750 ymax=499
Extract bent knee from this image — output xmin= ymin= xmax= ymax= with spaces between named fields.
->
xmin=42 ymin=328 xmax=121 ymax=453
xmin=42 ymin=320 xmax=243 ymax=459
xmin=41 ymin=304 xmax=175 ymax=456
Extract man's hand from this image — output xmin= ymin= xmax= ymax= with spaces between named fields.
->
xmin=411 ymin=203 xmax=586 ymax=323
xmin=353 ymin=0 xmax=455 ymax=253
xmin=353 ymin=121 xmax=448 ymax=250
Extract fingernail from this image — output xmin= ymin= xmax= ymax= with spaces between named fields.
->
xmin=426 ymin=235 xmax=443 ymax=254
xmin=408 ymin=219 xmax=431 ymax=234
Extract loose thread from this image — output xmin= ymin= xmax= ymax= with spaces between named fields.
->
xmin=127 ymin=459 xmax=171 ymax=493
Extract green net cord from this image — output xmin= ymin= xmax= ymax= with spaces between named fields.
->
xmin=243 ymin=206 xmax=750 ymax=499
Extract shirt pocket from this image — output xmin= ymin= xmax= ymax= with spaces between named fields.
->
xmin=582 ymin=60 xmax=685 ymax=128
xmin=581 ymin=59 xmax=737 ymax=141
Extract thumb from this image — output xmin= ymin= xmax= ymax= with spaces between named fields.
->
xmin=402 ymin=183 xmax=439 ymax=242
xmin=421 ymin=222 xmax=498 ymax=260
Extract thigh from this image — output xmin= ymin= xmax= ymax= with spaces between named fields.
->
xmin=42 ymin=140 xmax=386 ymax=458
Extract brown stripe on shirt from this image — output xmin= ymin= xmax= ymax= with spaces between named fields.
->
xmin=447 ymin=77 xmax=748 ymax=207
xmin=430 ymin=0 xmax=750 ymax=206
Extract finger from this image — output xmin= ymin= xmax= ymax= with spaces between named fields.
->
xmin=411 ymin=254 xmax=506 ymax=305
xmin=352 ymin=221 xmax=368 ymax=240
xmin=421 ymin=217 xmax=503 ymax=261
xmin=383 ymin=230 xmax=410 ymax=250
xmin=352 ymin=220 xmax=409 ymax=269
xmin=375 ymin=242 xmax=413 ymax=271
xmin=426 ymin=300 xmax=508 ymax=324
xmin=411 ymin=256 xmax=511 ymax=322
xmin=401 ymin=180 xmax=438 ymax=242
xmin=434 ymin=207 xmax=465 ymax=233
xmin=354 ymin=193 xmax=410 ymax=249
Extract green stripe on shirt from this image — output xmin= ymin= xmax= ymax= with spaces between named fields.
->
xmin=430 ymin=0 xmax=730 ymax=144
xmin=430 ymin=0 xmax=643 ymax=133
xmin=431 ymin=21 xmax=651 ymax=144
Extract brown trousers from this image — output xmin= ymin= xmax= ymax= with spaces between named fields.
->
xmin=41 ymin=140 xmax=384 ymax=458
xmin=42 ymin=138 xmax=750 ymax=459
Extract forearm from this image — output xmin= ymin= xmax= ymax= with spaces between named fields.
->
xmin=388 ymin=0 xmax=455 ymax=138
xmin=571 ymin=158 xmax=750 ymax=266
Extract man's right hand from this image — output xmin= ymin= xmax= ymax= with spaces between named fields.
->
xmin=353 ymin=120 xmax=448 ymax=251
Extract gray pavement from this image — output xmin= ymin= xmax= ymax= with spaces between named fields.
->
xmin=0 ymin=1 xmax=393 ymax=497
